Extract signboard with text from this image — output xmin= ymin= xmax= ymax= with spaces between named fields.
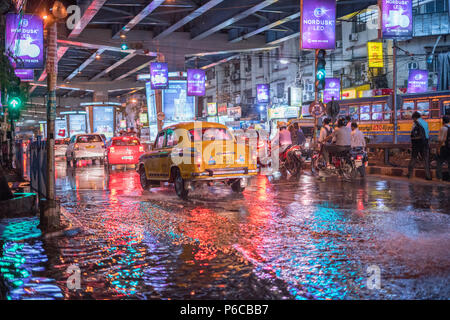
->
xmin=207 ymin=103 xmax=217 ymax=116
xmin=14 ymin=69 xmax=34 ymax=81
xmin=300 ymin=0 xmax=336 ymax=50
xmin=187 ymin=69 xmax=206 ymax=96
xmin=256 ymin=84 xmax=270 ymax=104
xmin=407 ymin=69 xmax=428 ymax=93
xmin=367 ymin=42 xmax=384 ymax=68
xmin=323 ymin=78 xmax=341 ymax=104
xmin=381 ymin=0 xmax=413 ymax=39
xmin=150 ymin=62 xmax=169 ymax=89
xmin=5 ymin=14 xmax=44 ymax=69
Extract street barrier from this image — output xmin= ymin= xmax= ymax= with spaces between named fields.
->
xmin=29 ymin=138 xmax=47 ymax=198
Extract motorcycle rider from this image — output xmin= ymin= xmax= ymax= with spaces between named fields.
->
xmin=351 ymin=122 xmax=366 ymax=177
xmin=351 ymin=122 xmax=366 ymax=148
xmin=319 ymin=118 xmax=333 ymax=146
xmin=323 ymin=118 xmax=352 ymax=167
xmin=272 ymin=121 xmax=293 ymax=155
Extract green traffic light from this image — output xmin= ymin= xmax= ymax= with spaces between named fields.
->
xmin=121 ymin=43 xmax=128 ymax=50
xmin=317 ymin=69 xmax=326 ymax=80
xmin=8 ymin=97 xmax=22 ymax=109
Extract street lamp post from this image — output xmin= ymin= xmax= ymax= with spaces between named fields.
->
xmin=40 ymin=19 xmax=60 ymax=232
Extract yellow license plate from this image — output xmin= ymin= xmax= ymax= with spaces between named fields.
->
xmin=86 ymin=145 xmax=95 ymax=149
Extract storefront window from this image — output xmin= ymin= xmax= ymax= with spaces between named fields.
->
xmin=372 ymin=104 xmax=383 ymax=121
xmin=349 ymin=107 xmax=359 ymax=121
xmin=401 ymin=101 xmax=415 ymax=119
xmin=360 ymin=105 xmax=370 ymax=121
xmin=417 ymin=100 xmax=430 ymax=117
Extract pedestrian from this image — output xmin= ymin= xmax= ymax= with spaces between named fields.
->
xmin=408 ymin=111 xmax=431 ymax=180
xmin=436 ymin=115 xmax=450 ymax=181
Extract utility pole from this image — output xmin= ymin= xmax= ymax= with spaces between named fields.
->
xmin=40 ymin=20 xmax=60 ymax=231
xmin=392 ymin=40 xmax=398 ymax=144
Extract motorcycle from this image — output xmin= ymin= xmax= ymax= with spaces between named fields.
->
xmin=311 ymin=145 xmax=358 ymax=181
xmin=279 ymin=144 xmax=304 ymax=178
xmin=350 ymin=147 xmax=368 ymax=177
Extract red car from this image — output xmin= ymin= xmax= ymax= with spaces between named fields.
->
xmin=105 ymin=136 xmax=145 ymax=168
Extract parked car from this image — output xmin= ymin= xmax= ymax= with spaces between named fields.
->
xmin=55 ymin=138 xmax=70 ymax=158
xmin=66 ymin=134 xmax=106 ymax=167
xmin=138 ymin=122 xmax=258 ymax=199
xmin=105 ymin=136 xmax=145 ymax=168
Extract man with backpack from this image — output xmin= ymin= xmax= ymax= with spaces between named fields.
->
xmin=436 ymin=116 xmax=450 ymax=181
xmin=408 ymin=112 xmax=432 ymax=180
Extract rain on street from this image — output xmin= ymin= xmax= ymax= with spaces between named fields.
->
xmin=3 ymin=162 xmax=448 ymax=300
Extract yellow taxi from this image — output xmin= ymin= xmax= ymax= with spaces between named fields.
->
xmin=138 ymin=122 xmax=258 ymax=199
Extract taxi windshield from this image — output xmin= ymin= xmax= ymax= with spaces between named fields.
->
xmin=189 ymin=128 xmax=233 ymax=142
xmin=76 ymin=135 xmax=102 ymax=143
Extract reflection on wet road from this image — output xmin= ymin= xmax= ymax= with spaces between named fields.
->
xmin=1 ymin=162 xmax=449 ymax=299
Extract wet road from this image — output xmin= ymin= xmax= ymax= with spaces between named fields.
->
xmin=1 ymin=162 xmax=449 ymax=300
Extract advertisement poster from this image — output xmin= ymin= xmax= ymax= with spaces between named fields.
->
xmin=381 ymin=0 xmax=413 ymax=39
xmin=207 ymin=103 xmax=217 ymax=117
xmin=227 ymin=106 xmax=241 ymax=119
xmin=300 ymin=0 xmax=336 ymax=50
xmin=5 ymin=14 xmax=44 ymax=69
xmin=288 ymin=87 xmax=302 ymax=106
xmin=367 ymin=42 xmax=384 ymax=68
xmin=162 ymin=80 xmax=195 ymax=122
xmin=407 ymin=69 xmax=428 ymax=93
xmin=93 ymin=107 xmax=114 ymax=138
xmin=69 ymin=114 xmax=87 ymax=137
xmin=150 ymin=62 xmax=169 ymax=90
xmin=145 ymin=81 xmax=157 ymax=123
xmin=14 ymin=69 xmax=34 ymax=81
xmin=55 ymin=118 xmax=67 ymax=138
xmin=323 ymin=78 xmax=341 ymax=103
xmin=187 ymin=69 xmax=206 ymax=96
xmin=217 ymin=103 xmax=228 ymax=116
xmin=256 ymin=84 xmax=270 ymax=104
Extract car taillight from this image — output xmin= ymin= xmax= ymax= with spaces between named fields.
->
xmin=357 ymin=155 xmax=362 ymax=160
xmin=110 ymin=147 xmax=115 ymax=153
xmin=74 ymin=143 xmax=79 ymax=150
xmin=139 ymin=146 xmax=144 ymax=152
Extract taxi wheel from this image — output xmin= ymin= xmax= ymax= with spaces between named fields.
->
xmin=139 ymin=167 xmax=150 ymax=190
xmin=231 ymin=179 xmax=245 ymax=193
xmin=174 ymin=170 xmax=189 ymax=200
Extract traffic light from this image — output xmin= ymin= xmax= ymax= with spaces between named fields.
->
xmin=7 ymin=85 xmax=25 ymax=121
xmin=315 ymin=49 xmax=327 ymax=92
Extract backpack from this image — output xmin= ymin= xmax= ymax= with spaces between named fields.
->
xmin=411 ymin=121 xmax=426 ymax=144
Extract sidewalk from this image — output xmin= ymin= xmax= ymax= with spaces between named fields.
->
xmin=368 ymin=165 xmax=450 ymax=184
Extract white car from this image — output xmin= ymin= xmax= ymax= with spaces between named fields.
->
xmin=54 ymin=138 xmax=69 ymax=158
xmin=66 ymin=134 xmax=106 ymax=166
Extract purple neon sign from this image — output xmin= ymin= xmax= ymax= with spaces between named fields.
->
xmin=14 ymin=69 xmax=34 ymax=82
xmin=381 ymin=0 xmax=413 ymax=39
xmin=323 ymin=78 xmax=341 ymax=104
xmin=407 ymin=70 xmax=428 ymax=93
xmin=187 ymin=69 xmax=206 ymax=96
xmin=150 ymin=62 xmax=169 ymax=89
xmin=5 ymin=14 xmax=44 ymax=69
xmin=256 ymin=84 xmax=270 ymax=104
xmin=300 ymin=0 xmax=336 ymax=50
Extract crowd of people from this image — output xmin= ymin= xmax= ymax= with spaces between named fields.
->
xmin=269 ymin=113 xmax=450 ymax=181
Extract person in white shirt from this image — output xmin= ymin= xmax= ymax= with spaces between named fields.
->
xmin=351 ymin=122 xmax=366 ymax=148
xmin=319 ymin=118 xmax=333 ymax=145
